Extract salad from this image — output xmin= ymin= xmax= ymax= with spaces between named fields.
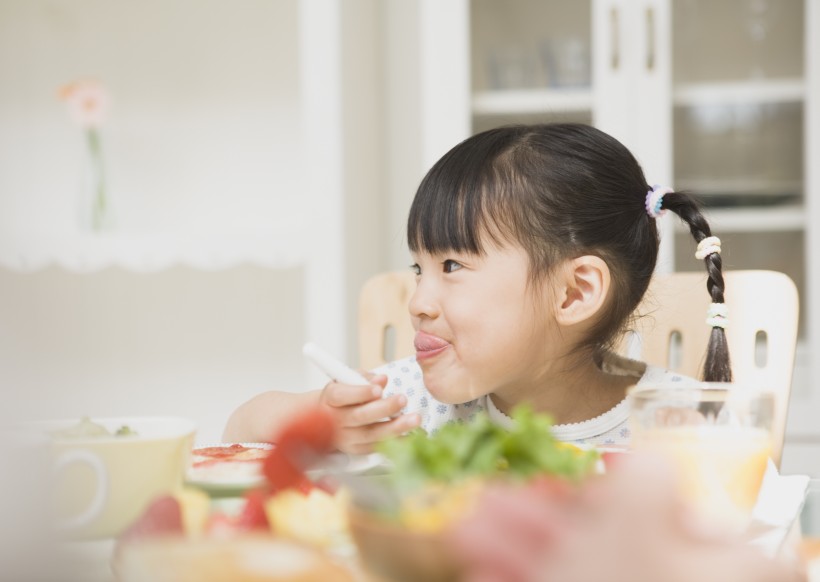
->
xmin=374 ymin=406 xmax=600 ymax=531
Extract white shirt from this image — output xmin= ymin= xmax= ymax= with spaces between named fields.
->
xmin=374 ymin=353 xmax=696 ymax=447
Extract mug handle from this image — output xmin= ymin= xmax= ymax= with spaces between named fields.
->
xmin=53 ymin=449 xmax=108 ymax=531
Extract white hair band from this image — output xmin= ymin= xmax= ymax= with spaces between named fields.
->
xmin=695 ymin=236 xmax=721 ymax=260
xmin=706 ymin=302 xmax=729 ymax=329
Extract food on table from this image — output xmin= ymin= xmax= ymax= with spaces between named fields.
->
xmin=119 ymin=487 xmax=211 ymax=541
xmin=396 ymin=479 xmax=484 ymax=533
xmin=50 ymin=416 xmax=138 ymax=439
xmin=118 ymin=495 xmax=184 ymax=541
xmin=120 ymin=407 xmax=347 ymax=550
xmin=187 ymin=443 xmax=272 ymax=483
xmin=347 ymin=407 xmax=600 ymax=582
xmin=235 ymin=488 xmax=270 ymax=532
xmin=116 ymin=536 xmax=356 ymax=582
xmin=261 ymin=407 xmax=336 ymax=492
xmin=374 ymin=405 xmax=600 ymax=532
xmin=633 ymin=425 xmax=771 ymax=528
xmin=265 ymin=487 xmax=351 ymax=548
xmin=258 ymin=407 xmax=349 ymax=547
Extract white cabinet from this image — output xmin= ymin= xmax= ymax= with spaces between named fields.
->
xmin=425 ymin=0 xmax=819 ymax=457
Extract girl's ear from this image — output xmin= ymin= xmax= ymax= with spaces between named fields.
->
xmin=554 ymin=256 xmax=611 ymax=326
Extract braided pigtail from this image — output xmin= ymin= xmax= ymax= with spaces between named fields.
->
xmin=647 ymin=186 xmax=732 ymax=382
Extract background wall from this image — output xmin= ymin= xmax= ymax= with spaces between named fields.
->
xmin=0 ymin=0 xmax=400 ymax=442
xmin=0 ymin=267 xmax=305 ymax=444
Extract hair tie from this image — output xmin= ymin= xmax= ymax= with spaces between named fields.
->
xmin=645 ymin=185 xmax=671 ymax=218
xmin=706 ymin=302 xmax=729 ymax=329
xmin=695 ymin=236 xmax=722 ymax=260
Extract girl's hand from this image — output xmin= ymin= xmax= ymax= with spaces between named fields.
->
xmin=318 ymin=372 xmax=421 ymax=455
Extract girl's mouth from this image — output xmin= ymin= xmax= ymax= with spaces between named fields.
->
xmin=414 ymin=331 xmax=450 ymax=361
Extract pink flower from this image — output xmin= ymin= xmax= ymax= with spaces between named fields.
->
xmin=59 ymin=79 xmax=110 ymax=128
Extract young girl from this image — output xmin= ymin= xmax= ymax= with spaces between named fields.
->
xmin=224 ymin=123 xmax=731 ymax=453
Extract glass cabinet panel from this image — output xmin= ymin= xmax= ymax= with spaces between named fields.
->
xmin=470 ymin=0 xmax=593 ymax=133
xmin=671 ymin=0 xmax=806 ymax=337
xmin=673 ymin=0 xmax=803 ymax=83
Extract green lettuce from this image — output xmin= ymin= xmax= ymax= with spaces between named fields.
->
xmin=376 ymin=405 xmax=600 ymax=493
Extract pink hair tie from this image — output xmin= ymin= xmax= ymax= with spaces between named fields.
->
xmin=645 ymin=185 xmax=672 ymax=218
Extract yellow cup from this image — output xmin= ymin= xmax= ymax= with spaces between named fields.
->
xmin=39 ymin=416 xmax=196 ymax=539
xmin=627 ymin=384 xmax=774 ymax=531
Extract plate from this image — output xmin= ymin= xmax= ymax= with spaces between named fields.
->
xmin=186 ymin=443 xmax=272 ymax=497
xmin=315 ymin=452 xmax=388 ymax=477
xmin=186 ymin=444 xmax=388 ymax=498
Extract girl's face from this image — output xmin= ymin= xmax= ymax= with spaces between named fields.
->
xmin=409 ymin=241 xmax=562 ymax=404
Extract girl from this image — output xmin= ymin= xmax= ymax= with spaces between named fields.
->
xmin=224 ymin=123 xmax=730 ymax=453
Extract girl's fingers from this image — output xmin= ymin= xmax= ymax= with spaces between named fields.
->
xmin=362 ymin=371 xmax=388 ymax=388
xmin=320 ymin=381 xmax=382 ymax=407
xmin=342 ymin=394 xmax=408 ymax=428
xmin=320 ymin=375 xmax=388 ymax=407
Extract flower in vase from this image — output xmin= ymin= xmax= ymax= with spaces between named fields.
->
xmin=59 ymin=79 xmax=110 ymax=128
xmin=59 ymin=79 xmax=111 ymax=232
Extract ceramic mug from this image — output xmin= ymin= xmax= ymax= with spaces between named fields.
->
xmin=47 ymin=416 xmax=196 ymax=539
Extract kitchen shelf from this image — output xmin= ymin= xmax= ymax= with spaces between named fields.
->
xmin=673 ymin=79 xmax=805 ymax=107
xmin=674 ymin=204 xmax=806 ymax=234
xmin=472 ymin=87 xmax=593 ymax=116
xmin=675 ymin=178 xmax=802 ymax=197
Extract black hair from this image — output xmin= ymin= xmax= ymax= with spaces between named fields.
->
xmin=407 ymin=123 xmax=731 ymax=382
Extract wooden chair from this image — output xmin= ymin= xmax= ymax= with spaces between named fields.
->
xmin=358 ymin=270 xmax=417 ymax=370
xmin=619 ymin=270 xmax=799 ymax=467
xmin=357 ymin=269 xmax=799 ymax=466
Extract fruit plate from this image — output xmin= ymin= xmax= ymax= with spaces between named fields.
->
xmin=186 ymin=443 xmax=272 ymax=497
xmin=186 ymin=443 xmax=388 ymax=498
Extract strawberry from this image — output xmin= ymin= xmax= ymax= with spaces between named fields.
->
xmin=262 ymin=406 xmax=336 ymax=491
xmin=235 ymin=488 xmax=270 ymax=531
xmin=118 ymin=495 xmax=184 ymax=542
xmin=311 ymin=475 xmax=338 ymax=495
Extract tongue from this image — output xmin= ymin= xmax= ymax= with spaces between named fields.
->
xmin=414 ymin=332 xmax=450 ymax=352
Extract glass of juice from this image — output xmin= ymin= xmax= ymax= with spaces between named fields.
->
xmin=627 ymin=383 xmax=774 ymax=532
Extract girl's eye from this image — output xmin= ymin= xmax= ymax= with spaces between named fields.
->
xmin=443 ymin=259 xmax=462 ymax=273
xmin=410 ymin=263 xmax=421 ymax=276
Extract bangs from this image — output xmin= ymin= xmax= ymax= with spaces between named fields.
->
xmin=407 ymin=131 xmax=517 ymax=255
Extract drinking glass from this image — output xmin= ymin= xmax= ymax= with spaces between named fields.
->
xmin=628 ymin=383 xmax=774 ymax=531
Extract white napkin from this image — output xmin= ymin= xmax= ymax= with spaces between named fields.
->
xmin=746 ymin=459 xmax=811 ymax=556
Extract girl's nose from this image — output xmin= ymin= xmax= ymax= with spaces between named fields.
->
xmin=408 ymin=278 xmax=440 ymax=320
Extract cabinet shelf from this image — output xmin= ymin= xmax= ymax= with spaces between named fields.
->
xmin=472 ymin=88 xmax=593 ymax=116
xmin=674 ymin=204 xmax=805 ymax=234
xmin=673 ymin=79 xmax=805 ymax=107
xmin=472 ymin=79 xmax=804 ymax=116
xmin=675 ymin=178 xmax=802 ymax=197
xmin=0 ymin=232 xmax=305 ymax=273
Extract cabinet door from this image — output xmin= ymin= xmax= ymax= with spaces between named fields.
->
xmin=669 ymin=0 xmax=806 ymax=332
xmin=470 ymin=0 xmax=594 ymax=133
xmin=669 ymin=0 xmax=818 ymax=451
xmin=594 ymin=0 xmax=672 ymax=188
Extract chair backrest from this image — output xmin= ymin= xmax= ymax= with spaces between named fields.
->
xmin=618 ymin=270 xmax=799 ymax=467
xmin=358 ymin=270 xmax=417 ymax=370
xmin=357 ymin=269 xmax=799 ymax=466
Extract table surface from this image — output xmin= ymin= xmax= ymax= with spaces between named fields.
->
xmin=39 ymin=478 xmax=820 ymax=582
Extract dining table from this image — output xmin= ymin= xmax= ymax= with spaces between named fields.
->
xmin=43 ymin=473 xmax=820 ymax=582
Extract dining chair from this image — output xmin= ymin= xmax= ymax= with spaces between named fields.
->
xmin=357 ymin=269 xmax=799 ymax=466
xmin=358 ymin=270 xmax=417 ymax=370
xmin=619 ymin=270 xmax=799 ymax=468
